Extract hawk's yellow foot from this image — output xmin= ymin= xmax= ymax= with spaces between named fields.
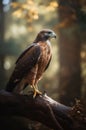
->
xmin=32 ymin=85 xmax=42 ymax=98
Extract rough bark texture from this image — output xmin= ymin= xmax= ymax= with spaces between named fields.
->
xmin=0 ymin=90 xmax=86 ymax=130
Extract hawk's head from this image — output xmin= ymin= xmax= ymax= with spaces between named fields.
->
xmin=34 ymin=29 xmax=56 ymax=42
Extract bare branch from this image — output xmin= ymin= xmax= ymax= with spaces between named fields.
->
xmin=0 ymin=90 xmax=85 ymax=130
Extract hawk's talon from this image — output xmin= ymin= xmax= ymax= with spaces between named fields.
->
xmin=31 ymin=85 xmax=42 ymax=98
xmin=33 ymin=89 xmax=42 ymax=98
xmin=33 ymin=90 xmax=37 ymax=98
xmin=36 ymin=89 xmax=42 ymax=95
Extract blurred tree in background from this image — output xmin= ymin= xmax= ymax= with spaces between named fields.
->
xmin=57 ymin=0 xmax=82 ymax=105
xmin=0 ymin=0 xmax=86 ymax=129
xmin=57 ymin=0 xmax=86 ymax=105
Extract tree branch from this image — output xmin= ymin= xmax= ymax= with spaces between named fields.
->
xmin=0 ymin=90 xmax=85 ymax=130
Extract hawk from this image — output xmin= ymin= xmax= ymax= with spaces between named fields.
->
xmin=6 ymin=29 xmax=56 ymax=97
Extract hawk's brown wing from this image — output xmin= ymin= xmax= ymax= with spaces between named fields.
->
xmin=6 ymin=44 xmax=41 ymax=92
xmin=16 ymin=44 xmax=34 ymax=64
xmin=44 ymin=55 xmax=52 ymax=71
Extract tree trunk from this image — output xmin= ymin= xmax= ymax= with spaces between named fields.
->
xmin=57 ymin=0 xmax=82 ymax=105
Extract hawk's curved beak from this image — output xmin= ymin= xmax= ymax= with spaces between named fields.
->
xmin=50 ymin=32 xmax=56 ymax=39
xmin=53 ymin=33 xmax=56 ymax=38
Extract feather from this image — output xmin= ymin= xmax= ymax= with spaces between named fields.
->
xmin=6 ymin=44 xmax=41 ymax=92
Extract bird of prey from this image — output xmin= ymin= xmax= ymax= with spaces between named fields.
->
xmin=6 ymin=29 xmax=56 ymax=97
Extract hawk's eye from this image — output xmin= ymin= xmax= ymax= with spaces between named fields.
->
xmin=48 ymin=32 xmax=51 ymax=34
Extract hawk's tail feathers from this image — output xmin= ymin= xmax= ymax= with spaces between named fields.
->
xmin=6 ymin=78 xmax=20 ymax=92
